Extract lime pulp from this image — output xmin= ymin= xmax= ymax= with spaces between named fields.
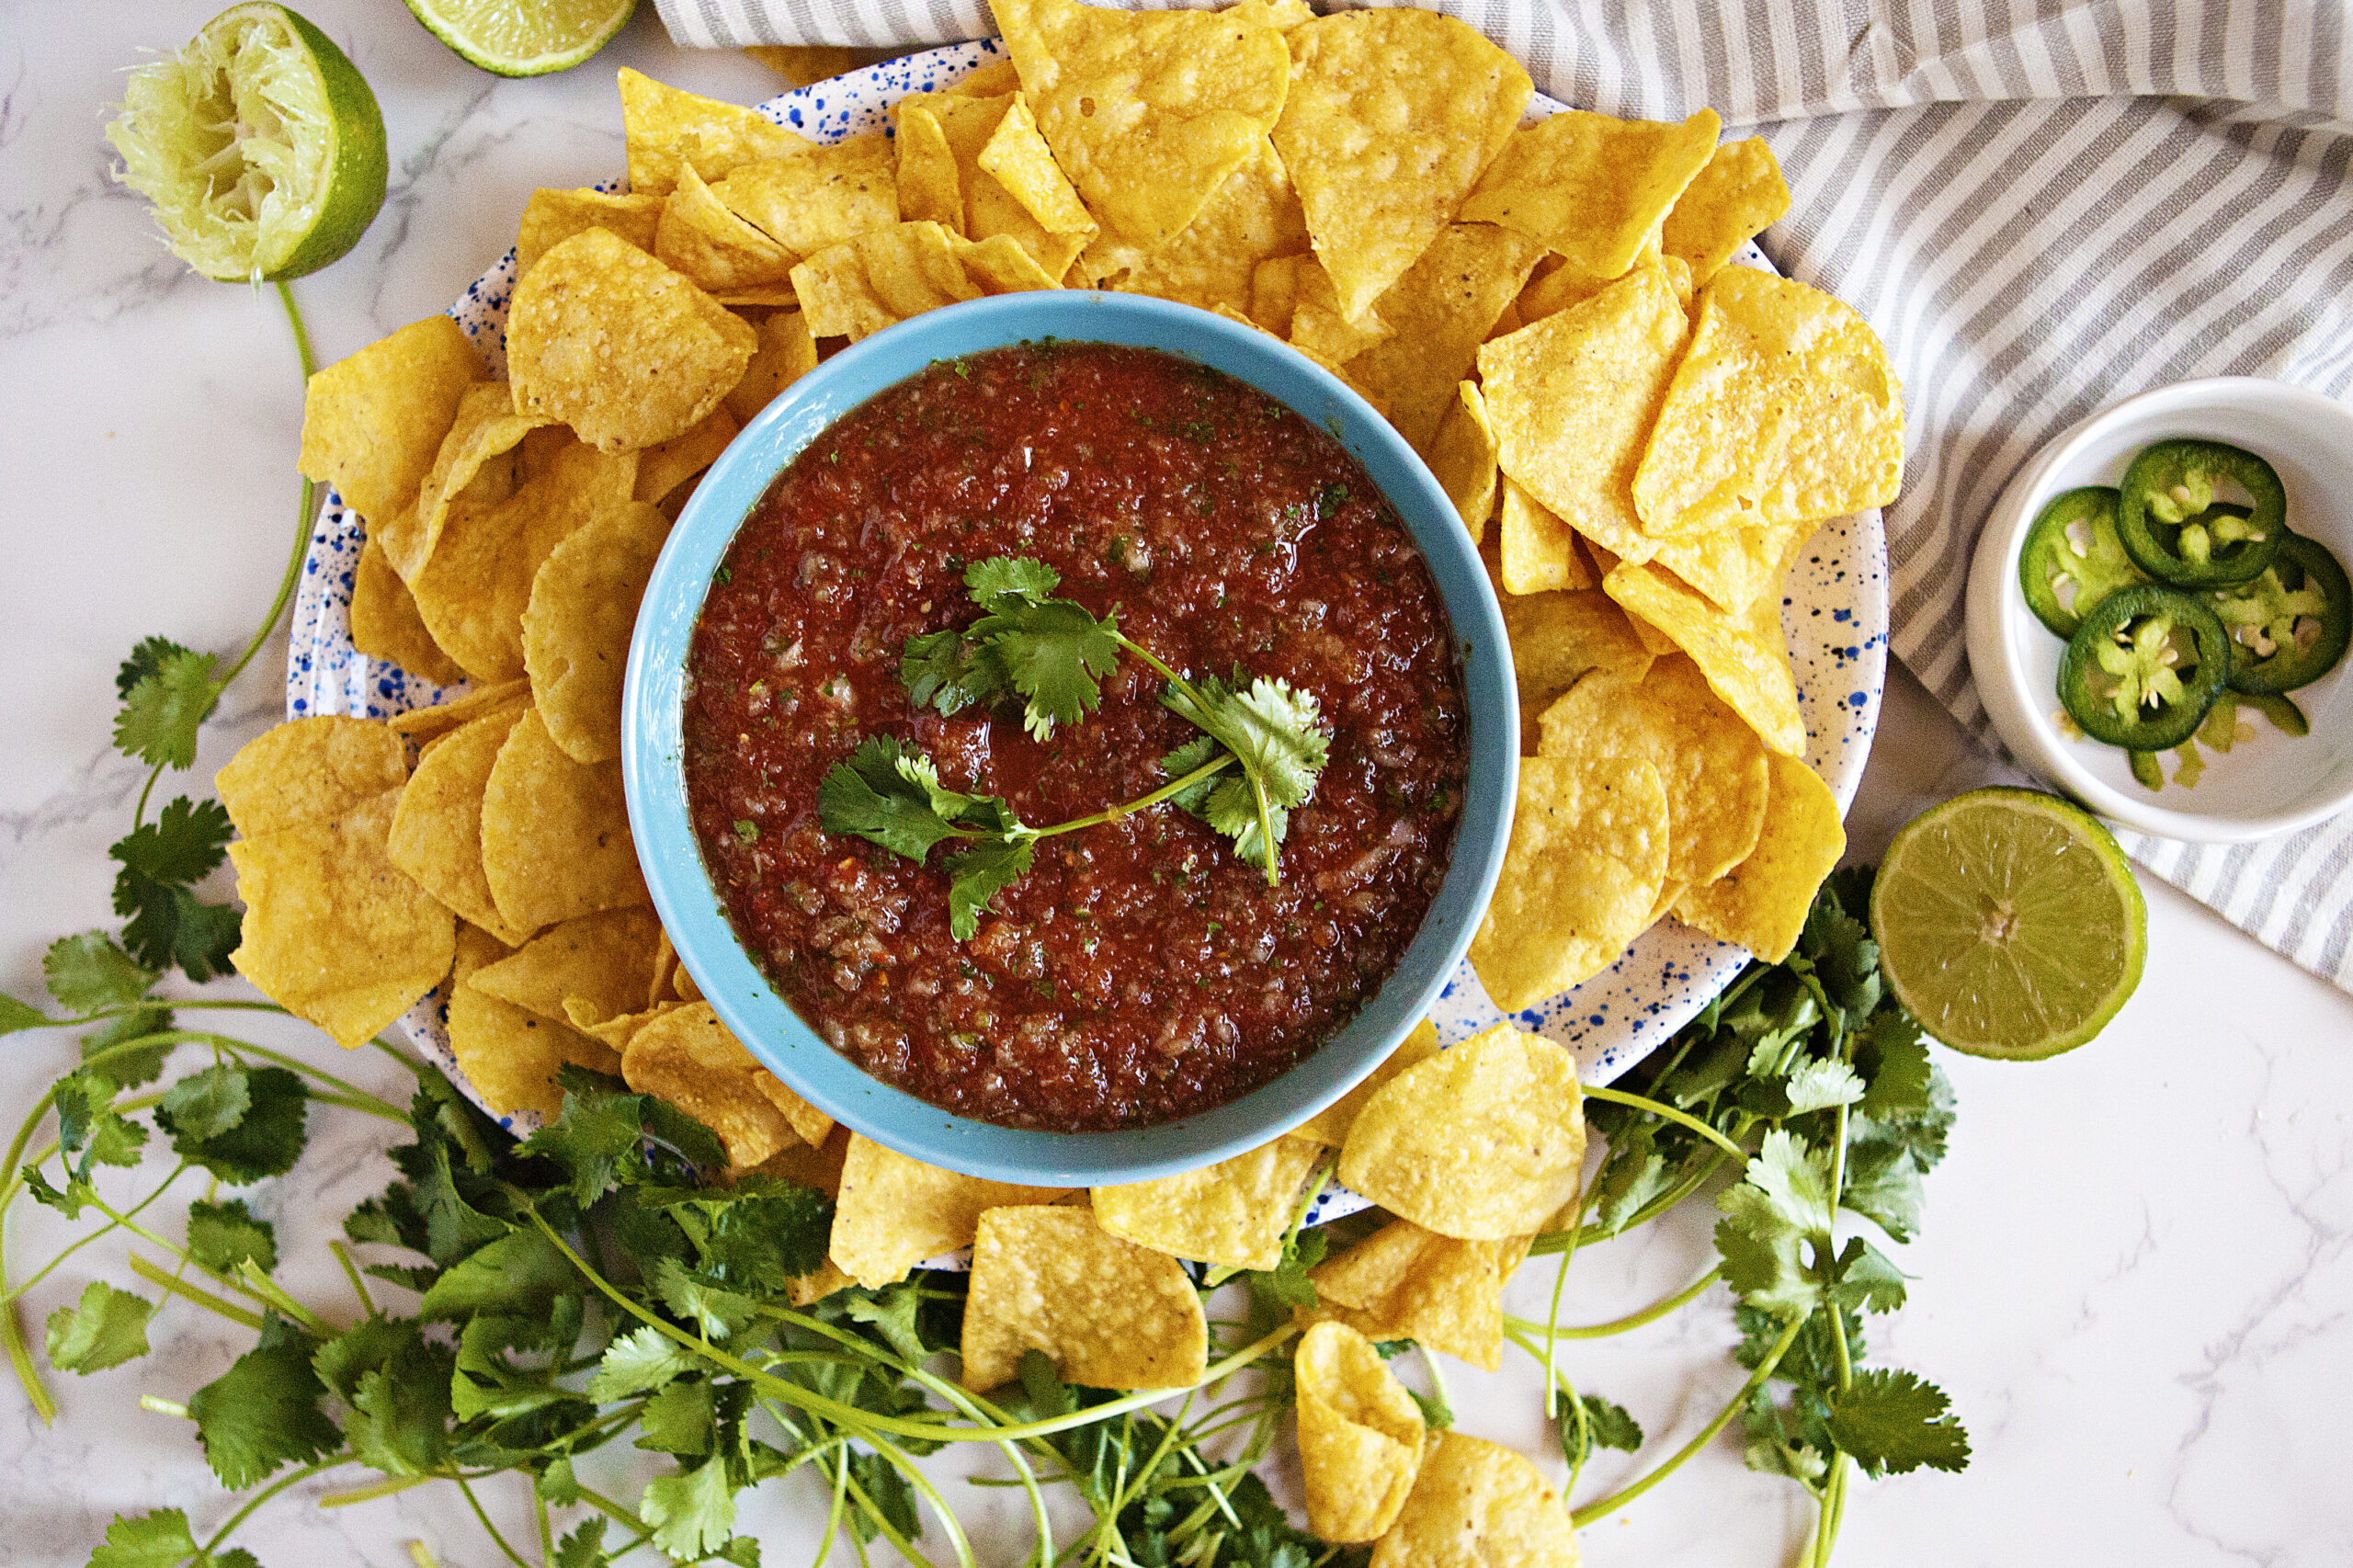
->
xmin=401 ymin=0 xmax=640 ymax=77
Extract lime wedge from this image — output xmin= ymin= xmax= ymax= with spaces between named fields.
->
xmin=402 ymin=0 xmax=639 ymax=76
xmin=1870 ymin=788 xmax=2146 ymax=1059
xmin=106 ymin=4 xmax=387 ymax=283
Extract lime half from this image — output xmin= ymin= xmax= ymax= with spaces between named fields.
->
xmin=106 ymin=4 xmax=387 ymax=283
xmin=1870 ymin=788 xmax=2147 ymax=1059
xmin=402 ymin=0 xmax=639 ymax=76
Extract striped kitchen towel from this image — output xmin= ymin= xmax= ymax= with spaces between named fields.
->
xmin=654 ymin=0 xmax=2353 ymax=989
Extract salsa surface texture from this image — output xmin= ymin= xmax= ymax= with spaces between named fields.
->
xmin=683 ymin=342 xmax=1468 ymax=1131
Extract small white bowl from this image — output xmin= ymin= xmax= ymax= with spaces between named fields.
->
xmin=1966 ymin=377 xmax=2353 ymax=843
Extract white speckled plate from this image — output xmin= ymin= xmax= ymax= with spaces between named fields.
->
xmin=288 ymin=43 xmax=1888 ymax=1232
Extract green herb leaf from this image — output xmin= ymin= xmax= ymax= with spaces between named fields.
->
xmin=1163 ymin=674 xmax=1330 ymax=813
xmin=157 ymin=1065 xmax=250 ymax=1142
xmin=819 ymin=734 xmax=1013 ymax=863
xmin=554 ymin=1519 xmax=609 ymax=1568
xmin=113 ymin=643 xmax=218 ymax=769
xmin=1782 ymin=1058 xmax=1865 ymax=1115
xmin=653 ymin=1256 xmax=758 ymax=1340
xmin=1839 ymin=1137 xmax=1926 ymax=1244
xmin=945 ymin=835 xmax=1032 ymax=940
xmin=155 ymin=1064 xmax=306 ymax=1185
xmin=83 ymin=1005 xmax=175 ymax=1091
xmin=45 ymin=931 xmax=156 ymax=1015
xmin=417 ymin=1230 xmax=578 ymax=1322
xmin=1559 ymin=1392 xmax=1644 ymax=1468
xmin=0 ymin=992 xmax=53 ymax=1035
xmin=900 ymin=627 xmax=1010 ymax=717
xmin=587 ymin=1324 xmax=703 ymax=1403
xmin=636 ymin=1377 xmax=718 ymax=1456
xmin=1826 ymin=1369 xmax=1971 ymax=1475
xmin=187 ymin=1312 xmax=339 ymax=1488
xmin=86 ymin=1507 xmax=198 ymax=1568
xmin=640 ymin=1455 xmax=737 ymax=1561
xmin=847 ymin=1449 xmax=925 ymax=1544
xmin=110 ymin=797 xmax=239 ymax=981
xmin=966 ymin=555 xmax=1063 ymax=609
xmin=981 ymin=597 xmax=1124 ymax=739
xmin=45 ymin=1280 xmax=152 ymax=1374
xmin=186 ymin=1198 xmax=278 ymax=1275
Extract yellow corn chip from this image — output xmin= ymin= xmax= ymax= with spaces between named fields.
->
xmin=227 ymin=790 xmax=455 ymax=1051
xmin=961 ymin=1205 xmax=1208 ymax=1392
xmin=790 ymin=221 xmax=981 ymax=340
xmin=1538 ymin=654 xmax=1770 ymax=885
xmin=467 ymin=906 xmax=662 ymax=1032
xmin=1295 ymin=1321 xmax=1424 ymax=1542
xmin=517 ymin=499 xmax=668 ymax=766
xmin=1676 ymin=751 xmax=1846 ymax=961
xmin=449 ymin=923 xmax=619 ymax=1119
xmin=481 ymin=708 xmax=649 ymax=932
xmin=1647 ymin=516 xmax=1811 ymax=618
xmin=1478 ymin=260 xmax=1688 ymax=566
xmin=1663 ymin=136 xmax=1790 ymax=285
xmin=509 ymin=230 xmax=757 ymax=455
xmin=385 ymin=678 xmax=529 ymax=746
xmin=1427 ymin=382 xmax=1500 ymax=543
xmin=900 ymin=92 xmax=1091 ymax=283
xmin=1498 ymin=478 xmax=1593 ymax=596
xmin=1497 ymin=585 xmax=1656 ymax=754
xmin=1339 ymin=1021 xmax=1586 ymax=1241
xmin=1104 ymin=140 xmax=1304 ymax=316
xmin=1370 ymin=1432 xmax=1579 ymax=1568
xmin=620 ymin=67 xmax=812 ymax=199
xmin=621 ymin=1002 xmax=797 ymax=1169
xmin=387 ymin=703 xmax=532 ymax=947
xmin=894 ymin=101 xmax=967 ymax=230
xmin=723 ymin=308 xmax=820 ymax=425
xmin=1229 ymin=0 xmax=1314 ymax=27
xmin=1466 ymin=756 xmax=1671 ymax=1007
xmin=1632 ymin=267 xmax=1904 ymax=537
xmin=1345 ymin=223 xmax=1545 ymax=455
xmin=713 ymin=135 xmax=900 ymax=263
xmin=1249 ymin=252 xmax=1307 ymax=336
xmin=992 ymin=0 xmax=1290 ymax=249
xmin=744 ymin=44 xmax=861 ymax=88
xmin=1462 ymin=107 xmax=1722 ymax=278
xmin=1289 ymin=255 xmax=1392 ymax=365
xmin=377 ymin=381 xmax=546 ymax=585
xmin=216 ymin=716 xmax=409 ymax=839
xmin=298 ymin=313 xmax=485 ymax=530
xmin=350 ymin=538 xmax=467 ymax=687
xmin=1092 ymin=1134 xmax=1324 ymax=1270
xmin=1273 ymin=11 xmax=1529 ymax=324
xmin=634 ymin=409 xmax=737 ymax=506
xmin=654 ymin=162 xmax=800 ymax=295
xmin=1604 ymin=556 xmax=1805 ymax=756
xmin=647 ymin=926 xmax=677 ymax=1011
xmin=1303 ymin=1217 xmax=1512 ymax=1370
xmin=754 ymin=1074 xmax=834 ymax=1150
xmin=516 ymin=187 xmax=664 ymax=278
xmin=831 ymin=1134 xmax=1071 ymax=1289
xmin=579 ymin=998 xmax=677 ymax=1058
xmin=1294 ymin=1018 xmax=1441 ymax=1146
xmin=952 ymin=233 xmax=1063 ymax=293
xmin=979 ymin=94 xmax=1099 ymax=241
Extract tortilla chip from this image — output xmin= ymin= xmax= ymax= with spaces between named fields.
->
xmin=1104 ymin=139 xmax=1304 ymax=316
xmin=744 ymin=44 xmax=862 ymax=88
xmin=377 ymin=381 xmax=547 ymax=584
xmin=1338 ymin=1021 xmax=1586 ymax=1242
xmin=1294 ymin=1018 xmax=1442 ymax=1146
xmin=953 ymin=233 xmax=1064 ymax=293
xmin=1092 ymin=1135 xmax=1324 ymax=1270
xmin=216 ymin=716 xmax=409 ymax=839
xmin=1289 ymin=255 xmax=1392 ymax=365
xmin=579 ymin=999 xmax=677 ymax=1058
xmin=992 ymin=0 xmax=1290 ymax=249
xmin=647 ymin=926 xmax=678 ymax=1011
xmin=516 ymin=187 xmax=665 ymax=279
xmin=299 ymin=313 xmax=485 ymax=530
xmin=1662 ymin=136 xmax=1790 ymax=285
xmin=449 ymin=923 xmax=619 ymax=1119
xmin=1538 ymin=654 xmax=1770 ymax=885
xmin=350 ymin=538 xmax=467 ymax=687
xmin=1344 ymin=224 xmax=1545 ymax=455
xmin=790 ymin=221 xmax=981 ymax=341
xmin=1647 ymin=516 xmax=1811 ymax=618
xmin=723 ymin=309 xmax=820 ymax=426
xmin=1675 ymin=752 xmax=1846 ymax=961
xmin=832 ymin=1135 xmax=1072 ymax=1289
xmin=517 ymin=499 xmax=668 ymax=766
xmin=654 ymin=162 xmax=800 ymax=295
xmin=713 ymin=135 xmax=900 ymax=263
xmin=961 ymin=1205 xmax=1208 ymax=1392
xmin=1632 ymin=267 xmax=1904 ymax=537
xmin=466 ymin=906 xmax=663 ymax=1032
xmin=979 ymin=93 xmax=1100 ymax=242
xmin=1461 ymin=107 xmax=1722 ymax=278
xmin=387 ymin=703 xmax=532 ymax=946
xmin=1303 ymin=1217 xmax=1513 ymax=1371
xmin=1604 ymin=556 xmax=1805 ymax=756
xmin=1466 ymin=756 xmax=1671 ymax=1008
xmin=634 ymin=409 xmax=737 ymax=506
xmin=385 ymin=678 xmax=530 ymax=746
xmin=754 ymin=1075 xmax=834 ymax=1151
xmin=1369 ymin=1432 xmax=1579 ymax=1568
xmin=620 ymin=67 xmax=812 ymax=199
xmin=1496 ymin=585 xmax=1656 ymax=753
xmin=1249 ymin=253 xmax=1308 ymax=336
xmin=620 ymin=1002 xmax=796 ymax=1169
xmin=227 ymin=790 xmax=455 ymax=1051
xmin=1498 ymin=478 xmax=1593 ymax=596
xmin=508 ymin=230 xmax=757 ymax=455
xmin=480 ymin=708 xmax=649 ymax=931
xmin=1273 ymin=11 xmax=1529 ymax=324
xmin=1295 ymin=1321 xmax=1425 ymax=1543
xmin=1427 ymin=382 xmax=1500 ymax=543
xmin=1478 ymin=260 xmax=1689 ymax=566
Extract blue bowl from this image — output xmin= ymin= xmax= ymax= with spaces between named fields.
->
xmin=622 ymin=292 xmax=1517 ymax=1186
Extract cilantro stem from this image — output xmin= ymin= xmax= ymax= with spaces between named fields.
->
xmin=0 ymin=1145 xmax=183 ymax=1303
xmin=238 ymin=1256 xmax=334 ymax=1336
xmin=329 ymin=1239 xmax=378 ymax=1319
xmin=199 ymin=1453 xmax=349 ymax=1558
xmin=1580 ymin=1085 xmax=1748 ymax=1161
xmin=141 ymin=1394 xmax=190 ymax=1419
xmin=1567 ymin=1311 xmax=1807 ymax=1528
xmin=1026 ymin=751 xmax=1235 ymax=840
xmin=126 ymin=1250 xmax=264 ymax=1331
xmin=1506 ymin=1265 xmax=1722 ymax=1341
xmin=317 ymin=1472 xmax=434 ymax=1508
xmin=454 ymin=1474 xmax=535 ymax=1568
xmin=843 ymin=1467 xmax=945 ymax=1568
xmin=210 ymin=281 xmax=319 ymax=700
xmin=1108 ymin=630 xmax=1285 ymax=885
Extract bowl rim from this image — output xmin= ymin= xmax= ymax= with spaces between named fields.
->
xmin=620 ymin=290 xmax=1519 ymax=1186
xmin=1965 ymin=374 xmax=2353 ymax=843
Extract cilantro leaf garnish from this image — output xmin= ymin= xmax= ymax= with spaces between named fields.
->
xmin=1826 ymin=1369 xmax=1972 ymax=1475
xmin=187 ymin=1312 xmax=340 ymax=1488
xmin=110 ymin=795 xmax=239 ymax=980
xmin=186 ymin=1197 xmax=278 ymax=1275
xmin=43 ymin=931 xmax=155 ymax=1015
xmin=44 ymin=1280 xmax=152 ymax=1374
xmin=86 ymin=1507 xmax=199 ymax=1568
xmin=818 ymin=734 xmax=1015 ymax=863
xmin=112 ymin=642 xmax=220 ymax=769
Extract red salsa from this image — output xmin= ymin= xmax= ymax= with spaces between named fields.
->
xmin=683 ymin=342 xmax=1468 ymax=1131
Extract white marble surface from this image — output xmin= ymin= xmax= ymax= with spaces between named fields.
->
xmin=5 ymin=3 xmax=2351 ymax=1562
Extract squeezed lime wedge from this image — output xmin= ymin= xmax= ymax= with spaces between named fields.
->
xmin=1870 ymin=788 xmax=2146 ymax=1059
xmin=106 ymin=3 xmax=387 ymax=282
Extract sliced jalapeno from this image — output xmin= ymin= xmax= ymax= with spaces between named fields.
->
xmin=2057 ymin=585 xmax=2231 ymax=750
xmin=2245 ymin=691 xmax=2310 ymax=737
xmin=2128 ymin=750 xmax=2165 ymax=791
xmin=2208 ymin=531 xmax=2352 ymax=694
xmin=2116 ymin=438 xmax=2286 ymax=587
xmin=2018 ymin=486 xmax=2149 ymax=636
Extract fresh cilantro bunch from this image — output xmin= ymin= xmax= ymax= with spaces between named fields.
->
xmin=824 ymin=556 xmax=1332 ymax=930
